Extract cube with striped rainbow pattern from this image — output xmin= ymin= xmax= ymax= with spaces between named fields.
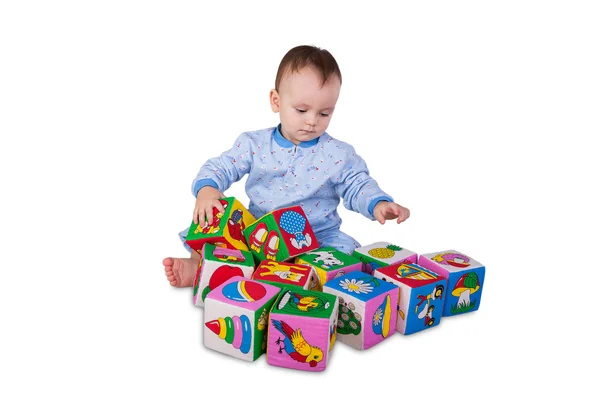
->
xmin=203 ymin=276 xmax=281 ymax=362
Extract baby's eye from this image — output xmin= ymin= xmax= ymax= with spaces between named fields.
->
xmin=319 ymin=113 xmax=330 ymax=117
xmin=295 ymin=108 xmax=307 ymax=113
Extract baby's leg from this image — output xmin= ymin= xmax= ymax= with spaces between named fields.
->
xmin=163 ymin=228 xmax=200 ymax=288
xmin=316 ymin=230 xmax=361 ymax=255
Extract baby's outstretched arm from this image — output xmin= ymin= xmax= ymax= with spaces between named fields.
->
xmin=373 ymin=201 xmax=410 ymax=225
xmin=193 ymin=186 xmax=226 ymax=226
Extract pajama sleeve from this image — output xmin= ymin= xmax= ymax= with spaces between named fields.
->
xmin=332 ymin=146 xmax=394 ymax=220
xmin=190 ymin=132 xmax=254 ymax=196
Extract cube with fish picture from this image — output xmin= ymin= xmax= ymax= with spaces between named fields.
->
xmin=374 ymin=262 xmax=447 ymax=334
xmin=243 ymin=205 xmax=318 ymax=263
xmin=323 ymin=270 xmax=399 ymax=350
xmin=204 ymin=276 xmax=281 ymax=362
xmin=266 ymin=287 xmax=339 ymax=372
xmin=419 ymin=250 xmax=485 ymax=317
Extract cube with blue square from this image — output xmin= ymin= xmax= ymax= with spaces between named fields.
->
xmin=374 ymin=263 xmax=447 ymax=334
xmin=419 ymin=250 xmax=485 ymax=317
xmin=323 ymin=270 xmax=398 ymax=350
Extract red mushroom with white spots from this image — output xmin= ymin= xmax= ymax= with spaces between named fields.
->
xmin=452 ymin=272 xmax=480 ymax=307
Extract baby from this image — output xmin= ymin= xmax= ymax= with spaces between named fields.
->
xmin=164 ymin=45 xmax=410 ymax=287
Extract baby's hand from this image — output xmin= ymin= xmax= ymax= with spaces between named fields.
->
xmin=373 ymin=201 xmax=410 ymax=225
xmin=193 ymin=186 xmax=226 ymax=226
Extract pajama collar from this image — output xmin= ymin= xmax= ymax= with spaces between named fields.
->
xmin=274 ymin=124 xmax=320 ymax=148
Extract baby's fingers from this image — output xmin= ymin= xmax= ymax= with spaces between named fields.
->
xmin=197 ymin=208 xmax=207 ymax=227
xmin=214 ymin=199 xmax=226 ymax=215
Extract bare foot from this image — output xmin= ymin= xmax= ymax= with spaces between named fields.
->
xmin=163 ymin=257 xmax=199 ymax=287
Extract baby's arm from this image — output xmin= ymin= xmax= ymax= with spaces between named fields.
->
xmin=190 ymin=132 xmax=253 ymax=225
xmin=333 ymin=145 xmax=409 ymax=224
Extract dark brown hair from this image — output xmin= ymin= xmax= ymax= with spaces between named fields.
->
xmin=275 ymin=45 xmax=342 ymax=91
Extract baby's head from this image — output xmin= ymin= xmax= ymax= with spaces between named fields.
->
xmin=270 ymin=45 xmax=342 ymax=145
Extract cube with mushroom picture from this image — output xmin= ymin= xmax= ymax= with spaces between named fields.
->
xmin=204 ymin=276 xmax=281 ymax=362
xmin=243 ymin=206 xmax=319 ymax=263
xmin=323 ymin=270 xmax=399 ymax=350
xmin=418 ymin=250 xmax=485 ymax=316
xmin=267 ymin=287 xmax=339 ymax=372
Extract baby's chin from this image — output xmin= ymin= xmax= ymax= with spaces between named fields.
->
xmin=296 ymin=130 xmax=324 ymax=141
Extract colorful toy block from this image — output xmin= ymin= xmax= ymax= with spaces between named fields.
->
xmin=374 ymin=263 xmax=447 ymax=334
xmin=419 ymin=250 xmax=485 ymax=316
xmin=192 ymin=244 xmax=256 ymax=307
xmin=323 ymin=270 xmax=398 ymax=350
xmin=252 ymin=260 xmax=319 ymax=291
xmin=267 ymin=287 xmax=339 ymax=372
xmin=352 ymin=242 xmax=417 ymax=274
xmin=204 ymin=276 xmax=281 ymax=362
xmin=243 ymin=205 xmax=319 ymax=263
xmin=186 ymin=197 xmax=256 ymax=252
xmin=295 ymin=247 xmax=363 ymax=290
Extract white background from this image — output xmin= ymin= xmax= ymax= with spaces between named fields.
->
xmin=1 ymin=1 xmax=599 ymax=398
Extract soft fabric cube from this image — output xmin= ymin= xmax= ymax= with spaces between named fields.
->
xmin=186 ymin=197 xmax=256 ymax=252
xmin=374 ymin=263 xmax=447 ymax=334
xmin=352 ymin=242 xmax=417 ymax=274
xmin=252 ymin=260 xmax=319 ymax=291
xmin=295 ymin=247 xmax=363 ymax=290
xmin=204 ymin=276 xmax=281 ymax=362
xmin=267 ymin=287 xmax=339 ymax=372
xmin=243 ymin=205 xmax=318 ymax=263
xmin=323 ymin=270 xmax=398 ymax=350
xmin=419 ymin=250 xmax=485 ymax=316
xmin=192 ymin=244 xmax=255 ymax=308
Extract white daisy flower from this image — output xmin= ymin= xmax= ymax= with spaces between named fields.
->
xmin=339 ymin=278 xmax=373 ymax=294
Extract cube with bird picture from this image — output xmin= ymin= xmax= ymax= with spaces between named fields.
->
xmin=418 ymin=250 xmax=485 ymax=317
xmin=266 ymin=287 xmax=339 ymax=372
xmin=186 ymin=197 xmax=256 ymax=253
xmin=192 ymin=243 xmax=256 ymax=308
xmin=323 ymin=270 xmax=399 ymax=350
xmin=294 ymin=247 xmax=363 ymax=290
xmin=352 ymin=242 xmax=417 ymax=274
xmin=243 ymin=205 xmax=319 ymax=263
xmin=204 ymin=276 xmax=281 ymax=362
xmin=252 ymin=260 xmax=320 ymax=291
xmin=374 ymin=263 xmax=447 ymax=334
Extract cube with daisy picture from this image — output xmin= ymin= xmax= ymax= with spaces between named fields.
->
xmin=323 ymin=270 xmax=399 ymax=350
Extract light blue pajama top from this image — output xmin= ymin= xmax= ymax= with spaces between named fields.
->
xmin=179 ymin=125 xmax=394 ymax=254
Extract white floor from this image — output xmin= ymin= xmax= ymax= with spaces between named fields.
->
xmin=2 ymin=1 xmax=598 ymax=398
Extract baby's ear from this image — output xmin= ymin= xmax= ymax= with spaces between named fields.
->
xmin=269 ymin=89 xmax=280 ymax=112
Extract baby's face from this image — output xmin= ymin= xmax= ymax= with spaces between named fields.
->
xmin=270 ymin=66 xmax=341 ymax=145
